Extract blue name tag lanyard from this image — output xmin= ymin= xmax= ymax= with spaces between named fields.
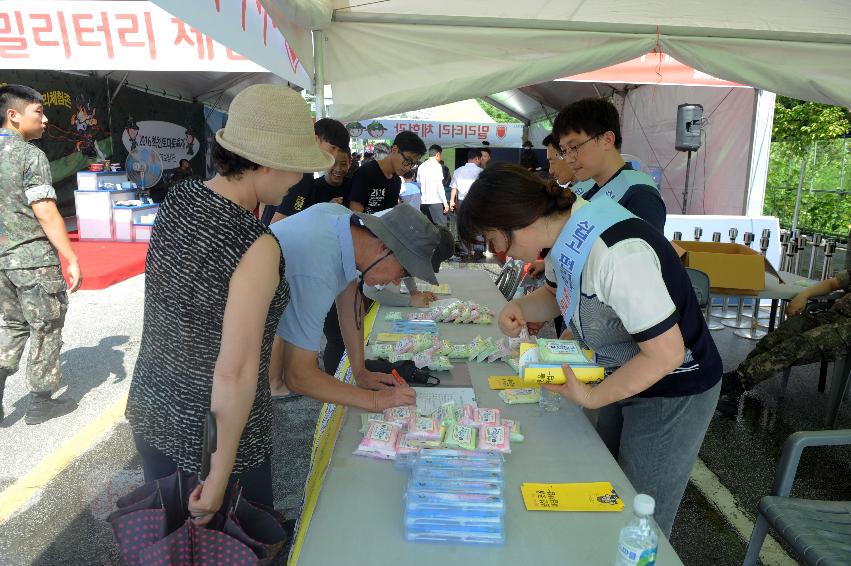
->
xmin=552 ymin=198 xmax=635 ymax=324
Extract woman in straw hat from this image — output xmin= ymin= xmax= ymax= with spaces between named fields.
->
xmin=125 ymin=84 xmax=334 ymax=523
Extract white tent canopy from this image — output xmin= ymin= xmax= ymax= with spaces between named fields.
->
xmin=259 ymin=0 xmax=851 ymax=121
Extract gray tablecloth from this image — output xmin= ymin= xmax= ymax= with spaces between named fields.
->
xmin=296 ymin=268 xmax=683 ymax=566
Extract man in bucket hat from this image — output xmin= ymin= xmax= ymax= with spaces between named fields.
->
xmin=269 ymin=204 xmax=446 ymax=410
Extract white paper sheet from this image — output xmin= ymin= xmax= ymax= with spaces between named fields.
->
xmin=415 ymin=387 xmax=477 ymax=416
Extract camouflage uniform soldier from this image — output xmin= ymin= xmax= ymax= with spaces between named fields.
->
xmin=0 ymin=85 xmax=83 ymax=425
xmin=719 ymin=269 xmax=851 ymax=414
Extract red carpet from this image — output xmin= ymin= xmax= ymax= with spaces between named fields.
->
xmin=60 ymin=239 xmax=149 ymax=290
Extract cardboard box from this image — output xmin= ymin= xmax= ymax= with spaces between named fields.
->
xmin=673 ymin=241 xmax=782 ymax=294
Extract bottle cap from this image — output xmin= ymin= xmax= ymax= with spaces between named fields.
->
xmin=634 ymin=494 xmax=655 ymax=516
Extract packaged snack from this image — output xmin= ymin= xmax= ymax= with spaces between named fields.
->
xmin=474 ymin=408 xmax=501 ymax=427
xmin=384 ymin=311 xmax=403 ymax=322
xmin=360 ymin=412 xmax=385 ymax=433
xmin=447 ymin=343 xmax=470 ymax=359
xmin=498 ymin=388 xmax=541 ymax=405
xmin=438 ymin=339 xmax=454 ymax=356
xmin=412 ymin=349 xmax=434 ymax=369
xmin=455 ymin=305 xmax=473 ymax=324
xmin=536 ymin=338 xmax=589 ymax=364
xmin=396 ymin=433 xmax=422 ymax=456
xmin=455 ymin=404 xmax=477 ymax=426
xmin=475 ymin=337 xmax=497 ymax=363
xmin=384 ymin=405 xmax=417 ymax=424
xmin=442 ymin=423 xmax=477 ymax=451
xmin=432 ymin=401 xmax=457 ymax=426
xmin=354 ymin=421 xmax=401 ymax=459
xmin=394 ymin=337 xmax=415 ymax=354
xmin=500 ymin=418 xmax=524 ymax=442
xmin=478 ymin=425 xmax=511 ymax=454
xmin=467 ymin=336 xmax=486 ymax=362
xmin=504 ymin=357 xmax=521 ymax=374
xmin=370 ymin=343 xmax=394 ymax=359
xmin=429 ymin=356 xmax=454 ymax=372
xmin=388 ymin=351 xmax=413 ymax=363
xmin=485 ymin=339 xmax=512 ymax=363
xmin=407 ymin=416 xmax=442 ymax=441
xmin=475 ymin=314 xmax=493 ymax=325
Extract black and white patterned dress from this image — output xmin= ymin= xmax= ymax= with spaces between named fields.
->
xmin=126 ymin=179 xmax=288 ymax=474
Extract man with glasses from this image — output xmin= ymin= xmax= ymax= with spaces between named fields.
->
xmin=268 ymin=204 xmax=441 ymax=410
xmin=551 ymin=97 xmax=665 ymax=232
xmin=349 ymin=130 xmax=426 ymax=214
xmin=417 ymin=144 xmax=450 ymax=227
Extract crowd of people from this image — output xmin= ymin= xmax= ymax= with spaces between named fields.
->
xmin=1 ymin=82 xmax=847 ymax=539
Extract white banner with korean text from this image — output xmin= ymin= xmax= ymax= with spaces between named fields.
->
xmin=0 ymin=1 xmax=311 ymax=89
xmin=345 ymin=119 xmax=524 ymax=147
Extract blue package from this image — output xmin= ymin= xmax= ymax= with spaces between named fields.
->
xmin=408 ymin=477 xmax=502 ymax=495
xmin=392 ymin=320 xmax=439 ymax=335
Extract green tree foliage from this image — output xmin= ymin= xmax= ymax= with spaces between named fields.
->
xmin=765 ymin=97 xmax=851 ymax=236
xmin=476 ymin=98 xmax=522 ymax=123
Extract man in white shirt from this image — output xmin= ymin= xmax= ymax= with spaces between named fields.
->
xmin=450 ymin=149 xmax=486 ymax=259
xmin=416 ymin=144 xmax=449 ymax=227
xmin=449 ymin=149 xmax=483 ymax=211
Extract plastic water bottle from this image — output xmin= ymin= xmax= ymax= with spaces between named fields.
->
xmin=539 ymin=387 xmax=561 ymax=412
xmin=615 ymin=494 xmax=658 ymax=566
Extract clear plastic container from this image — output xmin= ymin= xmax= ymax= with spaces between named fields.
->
xmin=408 ymin=477 xmax=503 ymax=495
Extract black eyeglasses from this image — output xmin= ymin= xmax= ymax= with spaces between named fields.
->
xmin=558 ymin=133 xmax=602 ymax=160
xmin=399 ymin=152 xmax=421 ymax=169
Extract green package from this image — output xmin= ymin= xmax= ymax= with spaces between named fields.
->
xmin=442 ymin=423 xmax=477 ymax=450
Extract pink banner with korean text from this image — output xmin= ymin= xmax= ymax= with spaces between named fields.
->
xmin=0 ymin=1 xmax=311 ymax=89
xmin=345 ymin=120 xmax=524 ymax=147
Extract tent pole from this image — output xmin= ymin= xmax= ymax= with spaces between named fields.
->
xmin=791 ymin=144 xmax=811 ymax=231
xmin=313 ymin=30 xmax=326 ymax=119
xmin=682 ymin=150 xmax=693 ymax=214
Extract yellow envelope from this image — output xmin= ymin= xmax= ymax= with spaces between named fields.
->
xmin=522 ymin=365 xmax=605 ymax=385
xmin=488 ymin=376 xmax=523 ymax=390
xmin=375 ymin=332 xmax=412 ymax=342
xmin=521 ymin=482 xmax=624 ymax=512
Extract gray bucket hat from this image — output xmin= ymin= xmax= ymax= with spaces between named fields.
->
xmin=354 ymin=205 xmax=441 ymax=284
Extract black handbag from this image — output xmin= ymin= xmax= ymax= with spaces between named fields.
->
xmin=365 ymin=359 xmax=441 ymax=386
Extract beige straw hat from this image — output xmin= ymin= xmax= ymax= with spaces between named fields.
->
xmin=215 ymin=84 xmax=334 ymax=173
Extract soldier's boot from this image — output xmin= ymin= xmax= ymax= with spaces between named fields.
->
xmin=0 ymin=368 xmax=10 ymax=423
xmin=24 ymin=392 xmax=77 ymax=425
xmin=716 ymin=370 xmax=745 ymax=416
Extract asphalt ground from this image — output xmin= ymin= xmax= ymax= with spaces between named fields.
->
xmin=0 ymin=257 xmax=849 ymax=565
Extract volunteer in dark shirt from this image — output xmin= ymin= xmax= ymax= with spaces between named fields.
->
xmin=260 ymin=117 xmax=350 ymax=225
xmin=270 ymin=150 xmax=352 ymax=223
xmin=348 ymin=130 xmax=426 ymax=214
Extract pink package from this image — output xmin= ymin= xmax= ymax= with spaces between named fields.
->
xmin=412 ymin=349 xmax=434 ymax=369
xmin=474 ymin=407 xmax=501 ymax=427
xmin=406 ymin=416 xmax=442 ymax=441
xmin=478 ymin=424 xmax=511 ymax=454
xmin=354 ymin=421 xmax=401 ymax=459
xmin=394 ymin=337 xmax=415 ymax=354
xmin=455 ymin=404 xmax=477 ymax=426
xmin=384 ymin=405 xmax=417 ymax=424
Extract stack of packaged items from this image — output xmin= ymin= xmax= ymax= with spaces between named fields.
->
xmin=403 ymin=449 xmax=506 ymax=546
xmin=354 ymin=402 xmax=522 ymax=467
xmin=405 ymin=300 xmax=495 ymax=325
xmin=369 ymin=335 xmax=454 ymax=371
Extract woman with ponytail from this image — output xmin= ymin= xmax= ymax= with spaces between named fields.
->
xmin=457 ymin=163 xmax=721 ymax=537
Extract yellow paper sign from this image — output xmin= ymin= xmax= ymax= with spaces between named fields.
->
xmin=375 ymin=332 xmax=412 ymax=342
xmin=488 ymin=376 xmax=523 ymax=390
xmin=520 ymin=482 xmax=624 ymax=512
xmin=522 ymin=365 xmax=605 ymax=385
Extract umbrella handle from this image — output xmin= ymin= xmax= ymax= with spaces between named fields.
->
xmin=200 ymin=411 xmax=217 ymax=483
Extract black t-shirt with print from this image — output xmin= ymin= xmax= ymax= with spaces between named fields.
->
xmin=261 ymin=173 xmax=311 ymax=224
xmin=347 ymin=159 xmax=400 ymax=214
xmin=276 ymin=175 xmax=351 ymax=217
